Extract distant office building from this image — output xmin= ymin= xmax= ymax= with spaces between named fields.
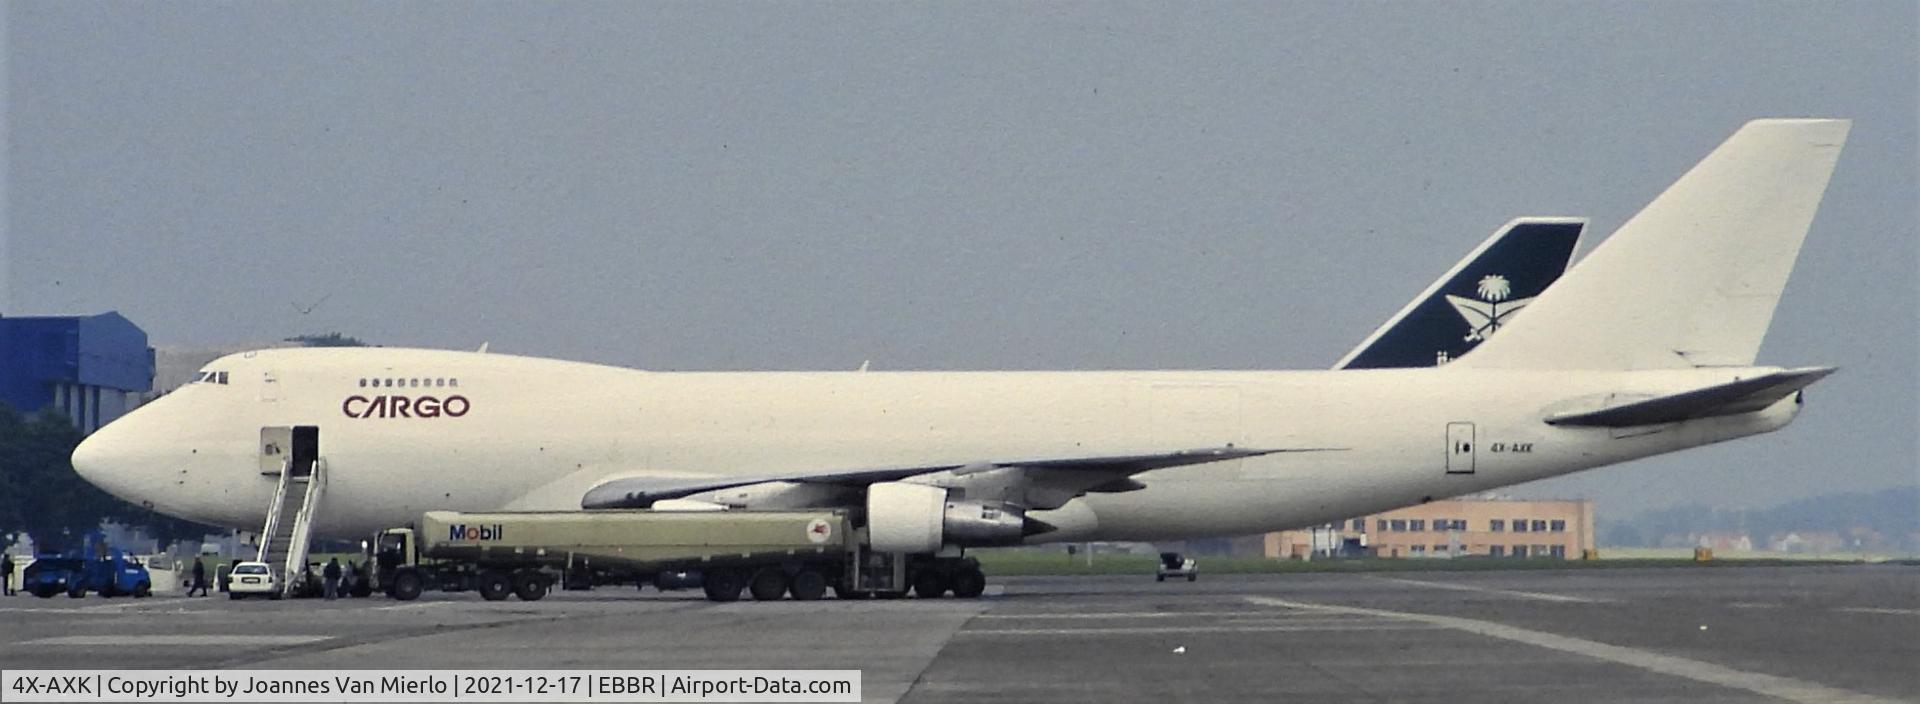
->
xmin=0 ymin=311 xmax=154 ymax=433
xmin=1265 ymin=497 xmax=1596 ymax=560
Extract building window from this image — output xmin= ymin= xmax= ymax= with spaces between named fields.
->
xmin=1550 ymin=545 xmax=1567 ymax=558
xmin=1490 ymin=519 xmax=1505 ymax=532
xmin=1409 ymin=545 xmax=1425 ymax=555
xmin=1489 ymin=545 xmax=1505 ymax=557
xmin=1513 ymin=520 xmax=1529 ymax=533
xmin=1433 ymin=544 xmax=1448 ymax=553
xmin=1550 ymin=519 xmax=1567 ymax=532
xmin=1377 ymin=520 xmax=1388 ymax=532
xmin=1513 ymin=545 xmax=1529 ymax=558
xmin=1390 ymin=520 xmax=1407 ymax=532
xmin=1409 ymin=519 xmax=1426 ymax=532
xmin=1532 ymin=520 xmax=1548 ymax=532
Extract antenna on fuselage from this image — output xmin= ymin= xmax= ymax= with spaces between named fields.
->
xmin=477 ymin=342 xmax=491 ymax=354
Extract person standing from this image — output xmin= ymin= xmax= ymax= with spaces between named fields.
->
xmin=188 ymin=557 xmax=209 ymax=597
xmin=322 ymin=557 xmax=342 ymax=601
xmin=1 ymin=553 xmax=14 ymax=596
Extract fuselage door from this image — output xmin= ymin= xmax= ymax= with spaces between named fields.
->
xmin=1446 ymin=422 xmax=1475 ymax=474
xmin=260 ymin=427 xmax=291 ymax=477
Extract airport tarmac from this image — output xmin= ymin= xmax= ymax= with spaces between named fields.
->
xmin=1 ymin=564 xmax=1914 ymax=703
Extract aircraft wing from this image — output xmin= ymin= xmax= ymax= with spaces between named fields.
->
xmin=1543 ymin=367 xmax=1835 ymax=427
xmin=579 ymin=446 xmax=1317 ymax=510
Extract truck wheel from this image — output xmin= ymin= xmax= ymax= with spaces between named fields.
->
xmin=513 ymin=572 xmax=548 ymax=601
xmin=748 ymin=568 xmax=789 ymax=601
xmin=34 ymin=586 xmax=56 ymax=598
xmin=134 ymin=581 xmax=152 ymax=598
xmin=477 ymin=571 xmax=512 ymax=601
xmin=912 ymin=570 xmax=949 ymax=598
xmin=788 ymin=570 xmax=827 ymax=601
xmin=702 ymin=570 xmax=743 ymax=602
xmin=67 ymin=586 xmax=85 ymax=598
xmin=950 ymin=568 xmax=987 ymax=599
xmin=391 ymin=570 xmax=424 ymax=601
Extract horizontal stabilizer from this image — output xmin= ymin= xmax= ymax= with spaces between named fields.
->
xmin=1544 ymin=367 xmax=1835 ymax=427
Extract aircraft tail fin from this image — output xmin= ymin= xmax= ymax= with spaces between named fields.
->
xmin=1456 ymin=119 xmax=1850 ymax=370
xmin=1335 ymin=217 xmax=1584 ymax=369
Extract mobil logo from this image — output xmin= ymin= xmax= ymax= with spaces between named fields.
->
xmin=449 ymin=524 xmax=504 ymax=541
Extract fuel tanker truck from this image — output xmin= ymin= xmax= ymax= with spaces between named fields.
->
xmin=366 ymin=508 xmax=986 ymax=603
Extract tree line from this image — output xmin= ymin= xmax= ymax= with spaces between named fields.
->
xmin=0 ymin=403 xmax=220 ymax=555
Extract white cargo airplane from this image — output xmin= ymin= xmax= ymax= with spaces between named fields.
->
xmin=74 ymin=120 xmax=1845 ymax=563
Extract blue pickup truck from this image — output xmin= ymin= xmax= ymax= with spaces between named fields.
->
xmin=70 ymin=554 xmax=153 ymax=598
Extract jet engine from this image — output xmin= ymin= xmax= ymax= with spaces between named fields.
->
xmin=866 ymin=482 xmax=1032 ymax=552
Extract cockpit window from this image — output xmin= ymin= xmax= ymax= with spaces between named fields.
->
xmin=192 ymin=370 xmax=231 ymax=385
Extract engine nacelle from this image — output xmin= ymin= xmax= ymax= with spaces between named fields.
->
xmin=867 ymin=482 xmax=1029 ymax=552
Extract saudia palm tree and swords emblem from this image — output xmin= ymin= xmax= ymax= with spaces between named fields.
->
xmin=1445 ymin=274 xmax=1532 ymax=343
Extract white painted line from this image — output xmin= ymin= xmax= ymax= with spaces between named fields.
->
xmin=959 ymin=623 xmax=1430 ymax=636
xmin=1245 ymin=596 xmax=1902 ymax=704
xmin=1727 ymin=602 xmax=1783 ymax=609
xmin=1367 ymin=576 xmax=1606 ymax=603
xmin=974 ymin=610 xmax=1344 ymax=620
xmin=374 ymin=601 xmax=456 ymax=611
xmin=1835 ymin=607 xmax=1920 ymax=617
xmin=26 ymin=635 xmax=331 ymax=646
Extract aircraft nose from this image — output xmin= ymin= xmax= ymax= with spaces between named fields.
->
xmin=72 ymin=423 xmax=138 ymax=501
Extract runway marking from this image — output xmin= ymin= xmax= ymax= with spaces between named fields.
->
xmin=1835 ymin=607 xmax=1920 ymax=617
xmin=1367 ymin=576 xmax=1606 ymax=603
xmin=959 ymin=623 xmax=1430 ymax=636
xmin=374 ymin=601 xmax=457 ymax=611
xmin=26 ymin=635 xmax=332 ymax=646
xmin=974 ymin=611 xmax=1364 ymax=620
xmin=1245 ymin=596 xmax=1903 ymax=704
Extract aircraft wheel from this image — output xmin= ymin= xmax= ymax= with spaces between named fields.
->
xmin=477 ymin=571 xmax=512 ymax=601
xmin=911 ymin=569 xmax=949 ymax=599
xmin=748 ymin=567 xmax=789 ymax=601
xmin=1187 ymin=574 xmax=1197 ymax=582
xmin=390 ymin=571 xmax=424 ymax=602
xmin=702 ymin=570 xmax=744 ymax=602
xmin=788 ymin=569 xmax=827 ymax=601
xmin=513 ymin=572 xmax=548 ymax=601
xmin=950 ymin=568 xmax=987 ymax=599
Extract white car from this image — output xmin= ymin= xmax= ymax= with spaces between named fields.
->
xmin=227 ymin=562 xmax=280 ymax=600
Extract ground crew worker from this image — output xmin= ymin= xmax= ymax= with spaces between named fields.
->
xmin=323 ymin=558 xmax=342 ymax=600
xmin=1 ymin=553 xmax=14 ymax=596
xmin=188 ymin=557 xmax=209 ymax=597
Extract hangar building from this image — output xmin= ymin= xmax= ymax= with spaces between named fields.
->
xmin=0 ymin=311 xmax=155 ymax=434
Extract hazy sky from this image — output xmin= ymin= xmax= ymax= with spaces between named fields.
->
xmin=5 ymin=2 xmax=1915 ymax=514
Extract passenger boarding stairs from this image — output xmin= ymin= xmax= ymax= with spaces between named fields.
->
xmin=257 ymin=456 xmax=326 ymax=597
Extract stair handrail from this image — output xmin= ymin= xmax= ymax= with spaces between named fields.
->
xmin=256 ymin=456 xmax=293 ymax=563
xmin=280 ymin=457 xmax=327 ymax=596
